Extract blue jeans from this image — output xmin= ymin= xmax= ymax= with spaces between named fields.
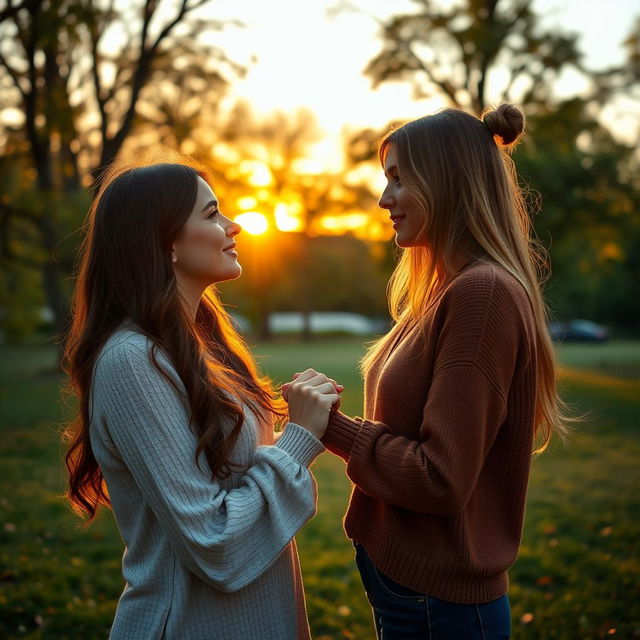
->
xmin=354 ymin=543 xmax=511 ymax=639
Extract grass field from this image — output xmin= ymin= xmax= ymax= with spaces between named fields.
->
xmin=0 ymin=338 xmax=638 ymax=639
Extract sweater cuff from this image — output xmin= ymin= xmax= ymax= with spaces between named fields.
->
xmin=321 ymin=411 xmax=362 ymax=460
xmin=276 ymin=422 xmax=325 ymax=468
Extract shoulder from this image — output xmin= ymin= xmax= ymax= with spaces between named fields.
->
xmin=93 ymin=326 xmax=177 ymax=387
xmin=443 ymin=262 xmax=531 ymax=316
xmin=432 ymin=263 xmax=536 ymax=351
xmin=96 ymin=327 xmax=153 ymax=370
xmin=430 ymin=264 xmax=536 ymax=375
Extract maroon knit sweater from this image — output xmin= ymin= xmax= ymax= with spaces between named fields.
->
xmin=323 ymin=263 xmax=538 ymax=603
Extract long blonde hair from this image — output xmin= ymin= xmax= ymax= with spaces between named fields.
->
xmin=362 ymin=104 xmax=571 ymax=451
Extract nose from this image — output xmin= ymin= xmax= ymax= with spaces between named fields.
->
xmin=224 ymin=216 xmax=241 ymax=237
xmin=379 ymin=186 xmax=395 ymax=210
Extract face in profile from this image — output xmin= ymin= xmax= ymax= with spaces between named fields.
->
xmin=379 ymin=147 xmax=426 ymax=248
xmin=171 ymin=176 xmax=242 ymax=288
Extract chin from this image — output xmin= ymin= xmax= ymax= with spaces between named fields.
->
xmin=218 ymin=264 xmax=242 ymax=282
xmin=395 ymin=232 xmax=424 ymax=249
xmin=395 ymin=236 xmax=412 ymax=248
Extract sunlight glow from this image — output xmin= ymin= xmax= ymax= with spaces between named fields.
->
xmin=312 ymin=210 xmax=393 ymax=242
xmin=316 ymin=212 xmax=370 ymax=233
xmin=234 ymin=211 xmax=269 ymax=235
xmin=239 ymin=161 xmax=273 ymax=187
xmin=236 ymin=195 xmax=259 ymax=210
xmin=274 ymin=203 xmax=304 ymax=232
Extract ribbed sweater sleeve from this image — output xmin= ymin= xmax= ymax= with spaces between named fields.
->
xmin=322 ymin=269 xmax=525 ymax=516
xmin=91 ymin=338 xmax=324 ymax=593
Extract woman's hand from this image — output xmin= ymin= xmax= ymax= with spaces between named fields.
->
xmin=283 ymin=369 xmax=343 ymax=440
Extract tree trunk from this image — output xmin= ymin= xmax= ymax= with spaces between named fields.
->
xmin=41 ymin=261 xmax=69 ymax=335
xmin=38 ymin=215 xmax=70 ymax=365
xmin=257 ymin=305 xmax=272 ymax=342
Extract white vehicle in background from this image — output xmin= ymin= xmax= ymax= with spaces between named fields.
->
xmin=230 ymin=312 xmax=386 ymax=336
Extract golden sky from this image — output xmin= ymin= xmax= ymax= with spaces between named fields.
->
xmin=190 ymin=0 xmax=640 ymax=235
xmin=204 ymin=0 xmax=639 ymax=153
xmin=2 ymin=0 xmax=637 ymax=238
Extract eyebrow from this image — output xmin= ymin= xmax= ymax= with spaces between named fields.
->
xmin=200 ymin=199 xmax=219 ymax=212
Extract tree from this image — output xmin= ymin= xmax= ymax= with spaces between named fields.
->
xmin=0 ymin=0 xmax=242 ymax=339
xmin=339 ymin=0 xmax=588 ymax=114
xmin=516 ymin=98 xmax=640 ymax=330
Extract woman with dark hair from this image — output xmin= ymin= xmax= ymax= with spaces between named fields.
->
xmin=62 ymin=160 xmax=340 ymax=639
xmin=285 ymin=104 xmax=572 ymax=639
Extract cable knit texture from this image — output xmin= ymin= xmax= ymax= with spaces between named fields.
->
xmin=89 ymin=326 xmax=325 ymax=639
xmin=322 ymin=262 xmax=538 ymax=603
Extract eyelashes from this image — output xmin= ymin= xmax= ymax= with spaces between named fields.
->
xmin=207 ymin=209 xmax=220 ymax=219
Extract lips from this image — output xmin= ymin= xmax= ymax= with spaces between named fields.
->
xmin=390 ymin=215 xmax=405 ymax=228
xmin=223 ymin=243 xmax=237 ymax=253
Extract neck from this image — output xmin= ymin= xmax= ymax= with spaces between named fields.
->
xmin=176 ymin=279 xmax=206 ymax=321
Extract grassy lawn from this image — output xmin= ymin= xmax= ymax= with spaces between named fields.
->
xmin=0 ymin=337 xmax=638 ymax=639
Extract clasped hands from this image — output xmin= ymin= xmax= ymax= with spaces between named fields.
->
xmin=282 ymin=369 xmax=343 ymax=440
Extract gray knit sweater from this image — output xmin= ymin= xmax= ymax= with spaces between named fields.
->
xmin=89 ymin=326 xmax=324 ymax=639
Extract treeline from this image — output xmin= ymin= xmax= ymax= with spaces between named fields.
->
xmin=0 ymin=1 xmax=638 ymax=343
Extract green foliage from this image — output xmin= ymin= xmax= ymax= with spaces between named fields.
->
xmin=0 ymin=152 xmax=91 ymax=340
xmin=1 ymin=339 xmax=639 ymax=638
xmin=516 ymin=99 xmax=640 ymax=331
xmin=0 ymin=266 xmax=45 ymax=343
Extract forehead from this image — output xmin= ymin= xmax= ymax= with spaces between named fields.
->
xmin=383 ymin=146 xmax=398 ymax=171
xmin=194 ymin=175 xmax=217 ymax=206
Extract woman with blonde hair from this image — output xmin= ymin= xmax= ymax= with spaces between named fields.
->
xmin=286 ymin=103 xmax=570 ymax=639
xmin=62 ymin=159 xmax=340 ymax=639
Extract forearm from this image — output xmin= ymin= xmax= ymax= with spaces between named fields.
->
xmin=322 ymin=367 xmax=507 ymax=516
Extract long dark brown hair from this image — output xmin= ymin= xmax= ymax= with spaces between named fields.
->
xmin=62 ymin=159 xmax=285 ymax=520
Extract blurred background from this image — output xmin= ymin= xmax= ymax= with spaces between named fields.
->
xmin=0 ymin=1 xmax=638 ymax=638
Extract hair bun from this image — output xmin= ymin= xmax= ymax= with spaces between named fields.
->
xmin=483 ymin=103 xmax=525 ymax=146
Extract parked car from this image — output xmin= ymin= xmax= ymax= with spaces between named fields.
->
xmin=269 ymin=312 xmax=384 ymax=335
xmin=549 ymin=319 xmax=608 ymax=343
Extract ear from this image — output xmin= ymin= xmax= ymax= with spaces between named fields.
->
xmin=171 ymin=246 xmax=178 ymax=263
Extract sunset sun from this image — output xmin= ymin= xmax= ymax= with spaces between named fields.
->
xmin=234 ymin=211 xmax=269 ymax=235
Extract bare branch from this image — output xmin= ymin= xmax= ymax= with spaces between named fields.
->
xmin=405 ymin=43 xmax=459 ymax=106
xmin=149 ymin=0 xmax=202 ymax=55
xmin=88 ymin=21 xmax=108 ymax=142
